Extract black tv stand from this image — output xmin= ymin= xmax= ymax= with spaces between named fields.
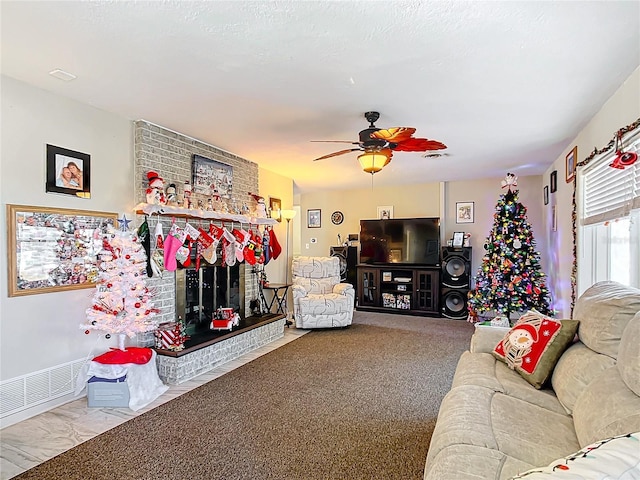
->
xmin=356 ymin=264 xmax=440 ymax=317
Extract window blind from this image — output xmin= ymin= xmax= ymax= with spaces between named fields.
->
xmin=582 ymin=130 xmax=640 ymax=226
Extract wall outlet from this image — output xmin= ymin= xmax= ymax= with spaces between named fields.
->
xmin=305 ymin=243 xmax=309 ymax=249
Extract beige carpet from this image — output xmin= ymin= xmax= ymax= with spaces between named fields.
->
xmin=15 ymin=312 xmax=474 ymax=480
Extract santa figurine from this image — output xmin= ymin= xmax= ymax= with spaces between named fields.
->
xmin=248 ymin=193 xmax=268 ymax=218
xmin=146 ymin=171 xmax=166 ymax=205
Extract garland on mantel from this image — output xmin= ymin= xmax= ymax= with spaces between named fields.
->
xmin=570 ymin=117 xmax=640 ymax=313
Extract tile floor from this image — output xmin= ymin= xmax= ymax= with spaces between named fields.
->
xmin=0 ymin=327 xmax=309 ymax=480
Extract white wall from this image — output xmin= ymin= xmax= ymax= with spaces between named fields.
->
xmin=543 ymin=66 xmax=640 ymax=318
xmin=0 ymin=76 xmax=133 ymax=424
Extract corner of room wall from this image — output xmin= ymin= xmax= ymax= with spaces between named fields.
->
xmin=543 ymin=66 xmax=640 ymax=318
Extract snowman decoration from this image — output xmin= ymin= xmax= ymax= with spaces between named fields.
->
xmin=146 ymin=171 xmax=166 ymax=205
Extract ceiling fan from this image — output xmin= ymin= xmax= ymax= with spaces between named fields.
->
xmin=312 ymin=111 xmax=447 ymax=174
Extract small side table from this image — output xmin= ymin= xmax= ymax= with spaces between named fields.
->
xmin=262 ymin=283 xmax=293 ymax=326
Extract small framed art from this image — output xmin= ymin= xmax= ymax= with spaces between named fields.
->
xmin=307 ymin=209 xmax=321 ymax=228
xmin=544 ymin=186 xmax=549 ymax=205
xmin=45 ymin=144 xmax=91 ymax=198
xmin=566 ymin=146 xmax=577 ymax=183
xmin=456 ymin=202 xmax=474 ymax=223
xmin=452 ymin=232 xmax=465 ymax=248
xmin=269 ymin=197 xmax=282 ymax=222
xmin=377 ymin=206 xmax=394 ymax=219
xmin=550 ymin=170 xmax=558 ymax=193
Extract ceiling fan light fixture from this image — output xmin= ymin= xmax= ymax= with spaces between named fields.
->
xmin=358 ymin=151 xmax=391 ymax=174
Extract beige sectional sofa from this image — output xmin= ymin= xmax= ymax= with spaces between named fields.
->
xmin=424 ymin=281 xmax=640 ymax=479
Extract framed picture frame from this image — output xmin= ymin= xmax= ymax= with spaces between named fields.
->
xmin=269 ymin=197 xmax=282 ymax=222
xmin=45 ymin=144 xmax=91 ymax=198
xmin=191 ymin=154 xmax=233 ymax=198
xmin=307 ymin=209 xmax=321 ymax=228
xmin=550 ymin=170 xmax=558 ymax=193
xmin=455 ymin=201 xmax=474 ymax=223
xmin=377 ymin=205 xmax=394 ymax=219
xmin=552 ymin=205 xmax=558 ymax=232
xmin=544 ymin=185 xmax=549 ymax=205
xmin=452 ymin=232 xmax=465 ymax=248
xmin=566 ymin=146 xmax=577 ymax=183
xmin=6 ymin=204 xmax=118 ymax=297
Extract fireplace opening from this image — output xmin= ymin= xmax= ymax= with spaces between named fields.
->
xmin=176 ymin=262 xmax=244 ymax=337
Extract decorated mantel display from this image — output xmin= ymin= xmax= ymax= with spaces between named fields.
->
xmin=467 ymin=173 xmax=554 ymax=324
xmin=81 ymin=216 xmax=161 ymax=349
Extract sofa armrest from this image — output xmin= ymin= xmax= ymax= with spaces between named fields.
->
xmin=292 ymin=285 xmax=308 ymax=300
xmin=333 ymin=283 xmax=354 ymax=296
xmin=469 ymin=325 xmax=509 ymax=353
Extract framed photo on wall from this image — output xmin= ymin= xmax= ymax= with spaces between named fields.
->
xmin=544 ymin=185 xmax=549 ymax=205
xmin=45 ymin=144 xmax=91 ymax=198
xmin=566 ymin=146 xmax=577 ymax=183
xmin=269 ymin=197 xmax=282 ymax=222
xmin=377 ymin=205 xmax=394 ymax=219
xmin=550 ymin=170 xmax=558 ymax=193
xmin=307 ymin=209 xmax=321 ymax=228
xmin=455 ymin=202 xmax=474 ymax=223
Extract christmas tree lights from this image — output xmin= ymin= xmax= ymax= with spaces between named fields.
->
xmin=82 ymin=226 xmax=160 ymax=344
xmin=468 ymin=174 xmax=553 ymax=321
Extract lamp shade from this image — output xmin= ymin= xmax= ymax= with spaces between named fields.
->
xmin=281 ymin=209 xmax=296 ymax=221
xmin=358 ymin=151 xmax=391 ymax=174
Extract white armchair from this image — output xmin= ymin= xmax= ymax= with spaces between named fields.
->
xmin=292 ymin=256 xmax=355 ymax=329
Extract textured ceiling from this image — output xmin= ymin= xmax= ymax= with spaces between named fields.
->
xmin=2 ymin=1 xmax=639 ymax=194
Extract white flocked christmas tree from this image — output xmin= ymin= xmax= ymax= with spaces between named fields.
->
xmin=82 ymin=222 xmax=160 ymax=349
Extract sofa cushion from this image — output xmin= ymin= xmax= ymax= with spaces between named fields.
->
xmin=493 ymin=318 xmax=579 ymax=388
xmin=426 ymin=385 xmax=580 ymax=472
xmin=618 ymin=311 xmax=640 ymax=396
xmin=551 ymin=342 xmax=616 ymax=414
xmin=572 ymin=281 xmax=640 ymax=359
xmin=452 ymin=351 xmax=568 ymax=415
xmin=296 ymin=293 xmax=352 ymax=315
xmin=424 ymin=443 xmax=535 ymax=480
xmin=508 ymin=432 xmax=640 ymax=479
xmin=572 ymin=367 xmax=640 ymax=447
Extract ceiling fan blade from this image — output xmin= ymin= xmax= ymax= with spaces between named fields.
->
xmin=393 ymin=138 xmax=447 ymax=152
xmin=371 ymin=127 xmax=416 ymax=143
xmin=313 ymin=148 xmax=362 ymax=161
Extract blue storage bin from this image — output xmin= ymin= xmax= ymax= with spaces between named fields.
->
xmin=87 ymin=375 xmax=130 ymax=408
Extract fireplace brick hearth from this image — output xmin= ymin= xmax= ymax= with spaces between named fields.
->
xmin=155 ymin=315 xmax=285 ymax=384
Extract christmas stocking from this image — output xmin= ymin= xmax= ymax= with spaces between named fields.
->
xmin=151 ymin=220 xmax=165 ymax=277
xmin=137 ymin=218 xmax=153 ymax=276
xmin=222 ymin=228 xmax=236 ymax=267
xmin=253 ymin=229 xmax=265 ymax=264
xmin=243 ymin=234 xmax=257 ymax=266
xmin=262 ymin=227 xmax=271 ymax=265
xmin=197 ymin=228 xmax=214 ymax=267
xmin=232 ymin=228 xmax=249 ymax=263
xmin=269 ymin=227 xmax=282 ymax=260
xmin=164 ymin=222 xmax=187 ymax=271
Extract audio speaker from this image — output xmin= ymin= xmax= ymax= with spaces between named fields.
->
xmin=441 ymin=287 xmax=469 ymax=320
xmin=441 ymin=247 xmax=472 ymax=288
xmin=441 ymin=247 xmax=472 ymax=320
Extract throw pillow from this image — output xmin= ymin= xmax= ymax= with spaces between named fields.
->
xmin=493 ymin=312 xmax=579 ymax=388
xmin=509 ymin=432 xmax=640 ymax=479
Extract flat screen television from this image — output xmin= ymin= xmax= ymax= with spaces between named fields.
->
xmin=359 ymin=217 xmax=440 ymax=266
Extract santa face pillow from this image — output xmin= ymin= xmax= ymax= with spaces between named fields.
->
xmin=493 ymin=312 xmax=579 ymax=389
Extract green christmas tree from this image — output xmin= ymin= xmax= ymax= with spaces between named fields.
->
xmin=468 ymin=174 xmax=553 ymax=321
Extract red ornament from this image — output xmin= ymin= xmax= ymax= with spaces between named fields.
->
xmin=107 ymin=283 xmax=113 ymax=288
xmin=126 ymin=255 xmax=131 ymax=260
xmin=85 ymin=330 xmax=90 ymax=334
xmin=113 ymin=310 xmax=119 ymax=315
xmin=145 ymin=310 xmax=150 ymax=315
xmin=135 ymin=302 xmax=141 ymax=308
